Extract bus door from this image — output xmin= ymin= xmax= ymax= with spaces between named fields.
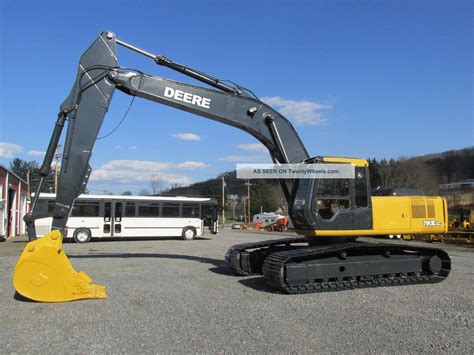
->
xmin=114 ymin=202 xmax=123 ymax=236
xmin=202 ymin=204 xmax=218 ymax=235
xmin=103 ymin=201 xmax=123 ymax=237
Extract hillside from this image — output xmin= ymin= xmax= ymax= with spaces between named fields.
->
xmin=161 ymin=147 xmax=473 ymax=217
xmin=162 ymin=171 xmax=284 ymax=217
xmin=368 ymin=147 xmax=474 ymax=194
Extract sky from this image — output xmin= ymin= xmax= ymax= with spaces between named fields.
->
xmin=0 ymin=0 xmax=472 ymax=194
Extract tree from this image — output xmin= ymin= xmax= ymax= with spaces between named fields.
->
xmin=149 ymin=173 xmax=165 ymax=195
xmin=138 ymin=188 xmax=150 ymax=196
xmin=122 ymin=191 xmax=132 ymax=196
xmin=227 ymin=194 xmax=239 ymax=220
xmin=10 ymin=158 xmax=54 ymax=194
xmin=250 ymin=180 xmax=280 ymax=215
xmin=368 ymin=158 xmax=382 ymax=188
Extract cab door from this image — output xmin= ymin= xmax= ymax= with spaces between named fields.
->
xmin=352 ymin=167 xmax=372 ymax=230
xmin=313 ymin=178 xmax=354 ymax=230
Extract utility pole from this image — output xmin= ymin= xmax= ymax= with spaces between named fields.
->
xmin=26 ymin=170 xmax=30 ymax=195
xmin=221 ymin=175 xmax=226 ymax=228
xmin=245 ymin=180 xmax=253 ymax=224
xmin=54 ymin=144 xmax=62 ymax=194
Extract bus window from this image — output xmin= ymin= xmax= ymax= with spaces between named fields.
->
xmin=162 ymin=203 xmax=180 ymax=217
xmin=125 ymin=202 xmax=136 ymax=217
xmin=182 ymin=204 xmax=199 ymax=218
xmin=201 ymin=204 xmax=215 ymax=219
xmin=138 ymin=203 xmax=160 ymax=217
xmin=116 ymin=202 xmax=123 ymax=217
xmin=71 ymin=201 xmax=100 ymax=217
xmin=104 ymin=202 xmax=111 ymax=221
xmin=201 ymin=204 xmax=218 ymax=227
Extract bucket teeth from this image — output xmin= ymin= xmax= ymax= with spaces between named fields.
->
xmin=72 ymin=273 xmax=107 ymax=298
xmin=81 ymin=284 xmax=107 ymax=299
xmin=13 ymin=230 xmax=107 ymax=302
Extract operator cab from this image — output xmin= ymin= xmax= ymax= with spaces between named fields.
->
xmin=289 ymin=157 xmax=372 ymax=233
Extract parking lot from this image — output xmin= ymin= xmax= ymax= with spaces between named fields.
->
xmin=1 ymin=230 xmax=473 ymax=353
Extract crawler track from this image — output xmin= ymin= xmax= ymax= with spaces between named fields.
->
xmin=225 ymin=237 xmax=307 ymax=275
xmin=226 ymin=238 xmax=451 ymax=294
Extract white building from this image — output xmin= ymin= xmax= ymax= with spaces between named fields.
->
xmin=0 ymin=165 xmax=30 ymax=238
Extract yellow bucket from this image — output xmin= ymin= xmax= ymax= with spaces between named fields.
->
xmin=13 ymin=230 xmax=106 ymax=302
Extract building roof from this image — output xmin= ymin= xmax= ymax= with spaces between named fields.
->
xmin=34 ymin=193 xmax=216 ymax=202
xmin=439 ymin=179 xmax=474 ymax=188
xmin=0 ymin=164 xmax=28 ymax=185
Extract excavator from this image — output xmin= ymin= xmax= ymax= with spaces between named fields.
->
xmin=13 ymin=32 xmax=451 ymax=302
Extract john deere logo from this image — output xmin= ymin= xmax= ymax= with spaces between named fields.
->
xmin=164 ymin=87 xmax=211 ymax=109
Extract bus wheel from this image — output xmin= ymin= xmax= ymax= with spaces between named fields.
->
xmin=182 ymin=227 xmax=197 ymax=241
xmin=73 ymin=228 xmax=92 ymax=243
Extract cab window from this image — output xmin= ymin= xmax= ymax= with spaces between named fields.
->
xmin=314 ymin=179 xmax=350 ymax=220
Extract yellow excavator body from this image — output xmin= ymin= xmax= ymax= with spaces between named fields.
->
xmin=297 ymin=196 xmax=448 ymax=237
xmin=13 ymin=230 xmax=106 ymax=302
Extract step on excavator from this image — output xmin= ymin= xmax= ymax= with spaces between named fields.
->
xmin=14 ymin=32 xmax=451 ymax=302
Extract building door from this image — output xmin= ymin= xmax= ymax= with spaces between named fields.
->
xmin=0 ymin=184 xmax=4 ymax=237
xmin=7 ymin=188 xmax=16 ymax=236
xmin=0 ymin=203 xmax=4 ymax=237
xmin=20 ymin=193 xmax=26 ymax=235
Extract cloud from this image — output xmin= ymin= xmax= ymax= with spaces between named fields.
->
xmin=236 ymin=143 xmax=267 ymax=153
xmin=176 ymin=161 xmax=209 ymax=169
xmin=262 ymin=96 xmax=332 ymax=126
xmin=89 ymin=159 xmax=208 ymax=186
xmin=27 ymin=150 xmax=46 ymax=157
xmin=218 ymin=155 xmax=270 ymax=162
xmin=0 ymin=142 xmax=22 ymax=158
xmin=128 ymin=146 xmax=138 ymax=150
xmin=92 ymin=169 xmax=192 ymax=186
xmin=97 ymin=160 xmax=173 ymax=172
xmin=172 ymin=133 xmax=201 ymax=141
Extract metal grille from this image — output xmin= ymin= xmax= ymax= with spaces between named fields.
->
xmin=426 ymin=199 xmax=436 ymax=218
xmin=411 ymin=199 xmax=426 ymax=219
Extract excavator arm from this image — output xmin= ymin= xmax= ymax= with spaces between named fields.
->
xmin=14 ymin=31 xmax=451 ymax=302
xmin=25 ymin=31 xmax=308 ymax=240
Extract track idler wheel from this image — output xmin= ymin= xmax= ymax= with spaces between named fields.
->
xmin=423 ymin=255 xmax=442 ymax=274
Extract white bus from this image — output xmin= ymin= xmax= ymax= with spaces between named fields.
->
xmin=34 ymin=193 xmax=218 ymax=243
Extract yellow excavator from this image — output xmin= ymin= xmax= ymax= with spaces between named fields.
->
xmin=14 ymin=32 xmax=451 ymax=302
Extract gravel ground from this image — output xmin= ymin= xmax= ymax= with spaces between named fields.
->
xmin=1 ymin=230 xmax=473 ymax=353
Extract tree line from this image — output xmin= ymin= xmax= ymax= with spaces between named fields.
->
xmin=9 ymin=158 xmax=55 ymax=194
xmin=368 ymin=147 xmax=473 ymax=194
xmin=8 ymin=147 xmax=473 ymax=219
